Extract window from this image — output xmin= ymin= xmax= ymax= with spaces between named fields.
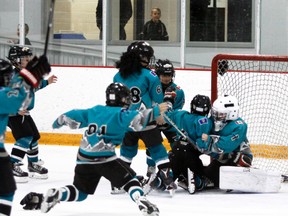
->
xmin=189 ymin=0 xmax=252 ymax=43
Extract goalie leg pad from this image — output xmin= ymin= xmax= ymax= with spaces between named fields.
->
xmin=219 ymin=166 xmax=282 ymax=193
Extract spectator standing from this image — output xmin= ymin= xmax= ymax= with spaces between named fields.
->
xmin=96 ymin=0 xmax=132 ymax=40
xmin=8 ymin=23 xmax=32 ymax=45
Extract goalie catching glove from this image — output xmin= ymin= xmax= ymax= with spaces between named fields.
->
xmin=20 ymin=192 xmax=44 ymax=210
xmin=20 ymin=55 xmax=51 ymax=88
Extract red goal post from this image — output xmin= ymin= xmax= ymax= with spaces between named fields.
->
xmin=211 ymin=54 xmax=288 ymax=176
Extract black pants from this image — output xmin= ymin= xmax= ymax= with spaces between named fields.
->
xmin=73 ymin=158 xmax=137 ymax=194
xmin=170 ymin=141 xmax=205 ymax=180
xmin=8 ymin=115 xmax=40 ymax=142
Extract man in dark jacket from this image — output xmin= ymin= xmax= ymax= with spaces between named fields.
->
xmin=96 ymin=0 xmax=132 ymax=40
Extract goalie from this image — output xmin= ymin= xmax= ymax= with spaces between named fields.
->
xmin=164 ymin=94 xmax=253 ymax=194
xmin=199 ymin=95 xmax=253 ymax=188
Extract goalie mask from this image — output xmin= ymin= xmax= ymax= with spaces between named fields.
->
xmin=106 ymin=82 xmax=132 ymax=108
xmin=7 ymin=46 xmax=33 ymax=70
xmin=212 ymin=95 xmax=239 ymax=131
xmin=190 ymin=94 xmax=211 ymax=116
xmin=127 ymin=41 xmax=155 ymax=67
xmin=0 ymin=59 xmax=13 ymax=87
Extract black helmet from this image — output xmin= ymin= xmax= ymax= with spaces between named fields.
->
xmin=7 ymin=46 xmax=33 ymax=69
xmin=190 ymin=94 xmax=211 ymax=116
xmin=155 ymin=59 xmax=175 ymax=77
xmin=106 ymin=82 xmax=132 ymax=108
xmin=0 ymin=59 xmax=13 ymax=87
xmin=127 ymin=41 xmax=154 ymax=65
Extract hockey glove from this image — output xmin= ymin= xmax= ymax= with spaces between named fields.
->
xmin=52 ymin=114 xmax=81 ymax=129
xmin=52 ymin=114 xmax=65 ymax=129
xmin=232 ymin=152 xmax=252 ymax=167
xmin=20 ymin=192 xmax=43 ymax=210
xmin=163 ymin=86 xmax=176 ymax=110
xmin=20 ymin=55 xmax=51 ymax=88
xmin=204 ymin=135 xmax=224 ymax=155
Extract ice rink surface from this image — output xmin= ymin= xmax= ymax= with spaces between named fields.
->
xmin=6 ymin=144 xmax=288 ymax=216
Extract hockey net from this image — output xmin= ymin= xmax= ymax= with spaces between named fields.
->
xmin=211 ymin=54 xmax=288 ymax=176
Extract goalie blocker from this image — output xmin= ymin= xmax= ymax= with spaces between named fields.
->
xmin=219 ymin=166 xmax=282 ymax=193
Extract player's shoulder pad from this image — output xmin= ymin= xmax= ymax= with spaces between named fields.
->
xmin=198 ymin=117 xmax=208 ymax=125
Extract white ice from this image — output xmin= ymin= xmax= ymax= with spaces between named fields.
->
xmin=5 ymin=144 xmax=288 ymax=216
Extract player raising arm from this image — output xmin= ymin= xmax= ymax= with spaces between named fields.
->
xmin=0 ymin=56 xmax=51 ymax=216
xmin=7 ymin=46 xmax=57 ymax=182
xmin=20 ymin=82 xmax=169 ymax=216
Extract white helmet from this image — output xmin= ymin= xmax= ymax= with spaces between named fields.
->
xmin=212 ymin=95 xmax=239 ymax=131
xmin=212 ymin=95 xmax=239 ymax=121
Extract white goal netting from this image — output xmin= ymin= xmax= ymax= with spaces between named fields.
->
xmin=211 ymin=54 xmax=288 ymax=176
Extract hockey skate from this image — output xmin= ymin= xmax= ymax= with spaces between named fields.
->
xmin=143 ymin=168 xmax=177 ymax=197
xmin=146 ymin=166 xmax=156 ymax=178
xmin=196 ymin=176 xmax=214 ymax=191
xmin=12 ymin=162 xmax=28 ymax=183
xmin=177 ymin=175 xmax=188 ymax=190
xmin=158 ymin=168 xmax=177 ymax=197
xmin=41 ymin=188 xmax=61 ymax=213
xmin=177 ymin=169 xmax=196 ymax=194
xmin=28 ymin=160 xmax=48 ymax=179
xmin=187 ymin=168 xmax=196 ymax=194
xmin=166 ymin=182 xmax=177 ymax=197
xmin=135 ymin=196 xmax=159 ymax=216
xmin=110 ymin=185 xmax=126 ymax=195
xmin=143 ymin=172 xmax=159 ymax=195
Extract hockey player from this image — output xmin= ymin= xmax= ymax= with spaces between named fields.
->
xmin=145 ymin=59 xmax=185 ymax=180
xmin=199 ymin=95 xmax=253 ymax=188
xmin=113 ymin=41 xmax=176 ymax=194
xmin=20 ymin=82 xmax=166 ymax=216
xmin=146 ymin=94 xmax=212 ymax=194
xmin=0 ymin=56 xmax=51 ymax=216
xmin=7 ymin=46 xmax=57 ymax=182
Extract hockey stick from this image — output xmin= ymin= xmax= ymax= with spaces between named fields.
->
xmin=162 ymin=113 xmax=198 ymax=150
xmin=162 ymin=113 xmax=222 ymax=154
xmin=44 ymin=0 xmax=56 ymax=56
